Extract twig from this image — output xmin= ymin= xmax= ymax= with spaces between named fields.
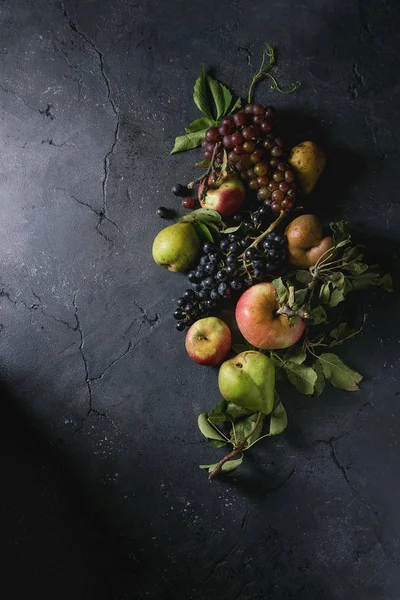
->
xmin=239 ymin=210 xmax=286 ymax=258
xmin=208 ymin=413 xmax=262 ymax=482
xmin=187 ymin=142 xmax=221 ymax=193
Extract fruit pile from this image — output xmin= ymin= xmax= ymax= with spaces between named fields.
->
xmin=201 ymin=105 xmax=298 ymax=213
xmin=151 ymin=52 xmax=392 ymax=481
xmin=173 ymin=228 xmax=287 ymax=331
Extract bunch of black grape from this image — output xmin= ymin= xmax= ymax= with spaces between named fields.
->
xmin=173 ymin=214 xmax=288 ymax=331
xmin=201 ymin=104 xmax=298 ymax=214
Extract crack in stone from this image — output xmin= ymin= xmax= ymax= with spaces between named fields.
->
xmin=319 ymin=438 xmax=399 ymax=566
xmin=132 ymin=299 xmax=160 ymax=328
xmin=238 ymin=44 xmax=254 ymax=67
xmin=0 ymin=84 xmax=37 ymax=112
xmin=60 ymin=1 xmax=120 ymax=228
xmin=63 ymin=191 xmax=121 ymax=243
xmin=90 ymin=341 xmax=133 ymax=383
xmin=349 ymin=61 xmax=366 ymax=100
xmin=204 ymin=462 xmax=298 ymax=585
xmin=72 ymin=293 xmax=93 ymax=415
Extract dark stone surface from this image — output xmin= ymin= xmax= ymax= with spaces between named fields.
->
xmin=1 ymin=1 xmax=399 ymax=598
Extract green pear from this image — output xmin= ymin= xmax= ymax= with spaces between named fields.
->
xmin=218 ymin=351 xmax=275 ymax=415
xmin=152 ymin=222 xmax=200 ymax=272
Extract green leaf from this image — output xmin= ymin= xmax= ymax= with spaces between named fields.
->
xmin=233 ymin=413 xmax=262 ymax=445
xmin=180 ymin=208 xmax=221 ymax=224
xmin=345 ymin=261 xmax=369 ymax=276
xmin=293 ymin=288 xmax=308 ymax=308
xmin=330 ymin=221 xmax=351 ymax=245
xmin=198 ymin=413 xmax=226 ymax=441
xmin=208 ymin=439 xmax=228 ymax=448
xmin=194 ymin=222 xmax=214 ymax=243
xmin=319 ymin=282 xmax=331 ymax=304
xmin=195 ymin=160 xmax=211 ymax=169
xmin=199 ymin=456 xmax=243 ymax=473
xmin=328 ymin=287 xmax=345 ymax=307
xmin=185 ymin=117 xmax=212 ymax=134
xmin=329 ymin=322 xmax=360 ymax=346
xmin=296 ymin=270 xmax=312 ymax=284
xmin=375 ymin=272 xmax=393 ymax=292
xmin=222 ymin=225 xmax=242 ymax=234
xmin=207 ymin=400 xmax=229 ymax=424
xmin=313 ymin=360 xmax=325 ymax=396
xmin=193 ymin=69 xmax=213 ymax=119
xmin=269 ymin=402 xmax=287 ymax=436
xmin=228 ymin=97 xmax=242 ymax=115
xmin=308 ymin=305 xmax=328 ymax=325
xmin=207 ymin=76 xmax=232 ymax=120
xmin=317 ymin=353 xmax=363 ymax=391
xmin=284 ymin=347 xmax=306 ymax=364
xmin=226 ymin=402 xmax=252 ymax=419
xmin=272 ymin=277 xmax=289 ymax=303
xmin=171 ymin=131 xmax=206 ymax=154
xmin=284 ymin=361 xmax=317 ymax=395
xmin=330 ymin=271 xmax=345 ymax=289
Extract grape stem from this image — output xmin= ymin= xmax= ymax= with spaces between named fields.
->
xmin=208 ymin=412 xmax=262 ymax=482
xmin=239 ymin=210 xmax=286 ymax=259
xmin=187 ymin=142 xmax=221 ymax=196
xmin=247 ymin=44 xmax=301 ymax=103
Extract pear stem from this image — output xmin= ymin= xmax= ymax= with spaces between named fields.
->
xmin=208 ymin=412 xmax=262 ymax=482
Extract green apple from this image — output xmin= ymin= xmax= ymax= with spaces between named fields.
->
xmin=152 ymin=222 xmax=200 ymax=272
xmin=218 ymin=351 xmax=275 ymax=415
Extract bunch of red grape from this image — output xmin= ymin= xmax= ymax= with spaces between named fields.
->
xmin=201 ymin=104 xmax=298 ymax=213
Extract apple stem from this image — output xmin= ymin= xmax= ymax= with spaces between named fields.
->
xmin=208 ymin=412 xmax=262 ymax=482
xmin=239 ymin=210 xmax=287 ymax=259
xmin=276 ymin=304 xmax=309 ymax=319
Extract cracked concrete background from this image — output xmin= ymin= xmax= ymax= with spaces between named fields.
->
xmin=1 ymin=0 xmax=400 ymax=599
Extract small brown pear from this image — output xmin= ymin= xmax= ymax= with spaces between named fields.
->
xmin=286 ymin=215 xmax=334 ymax=268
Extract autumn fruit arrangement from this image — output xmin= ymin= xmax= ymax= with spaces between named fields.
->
xmin=152 ymin=46 xmax=392 ymax=481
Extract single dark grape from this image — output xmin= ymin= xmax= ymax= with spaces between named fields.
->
xmin=245 ymin=247 xmax=258 ymax=260
xmin=220 ymin=238 xmax=230 ymax=251
xmin=187 ymin=271 xmax=198 ymax=283
xmin=176 ymin=321 xmax=186 ymax=331
xmin=230 ymin=279 xmax=243 ymax=290
xmin=202 ymin=277 xmax=214 ymax=289
xmin=191 ymin=283 xmax=201 ymax=293
xmin=183 ymin=289 xmax=196 ymax=300
xmin=233 ymin=214 xmax=243 ymax=223
xmin=172 ymin=183 xmax=189 ymax=197
xmin=216 ymin=270 xmax=227 ymax=282
xmin=173 ymin=309 xmax=183 ymax=320
xmin=228 ymin=242 xmax=240 ymax=254
xmin=204 ymin=263 xmax=216 ymax=275
xmin=226 ymin=264 xmax=237 ymax=277
xmin=157 ymin=206 xmax=172 ymax=219
xmin=226 ymin=254 xmax=236 ymax=265
xmin=202 ymin=242 xmax=214 ymax=254
xmin=182 ymin=197 xmax=196 ymax=209
xmin=200 ymin=255 xmax=209 ymax=266
xmin=184 ymin=303 xmax=194 ymax=314
xmin=177 ymin=297 xmax=185 ymax=308
xmin=233 ymin=111 xmax=247 ymax=126
xmin=205 ymin=127 xmax=219 ymax=142
xmin=210 ymin=289 xmax=219 ymax=301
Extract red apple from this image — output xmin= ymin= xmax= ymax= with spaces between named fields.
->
xmin=185 ymin=317 xmax=232 ymax=366
xmin=235 ymin=282 xmax=305 ymax=350
xmin=198 ymin=173 xmax=245 ymax=217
